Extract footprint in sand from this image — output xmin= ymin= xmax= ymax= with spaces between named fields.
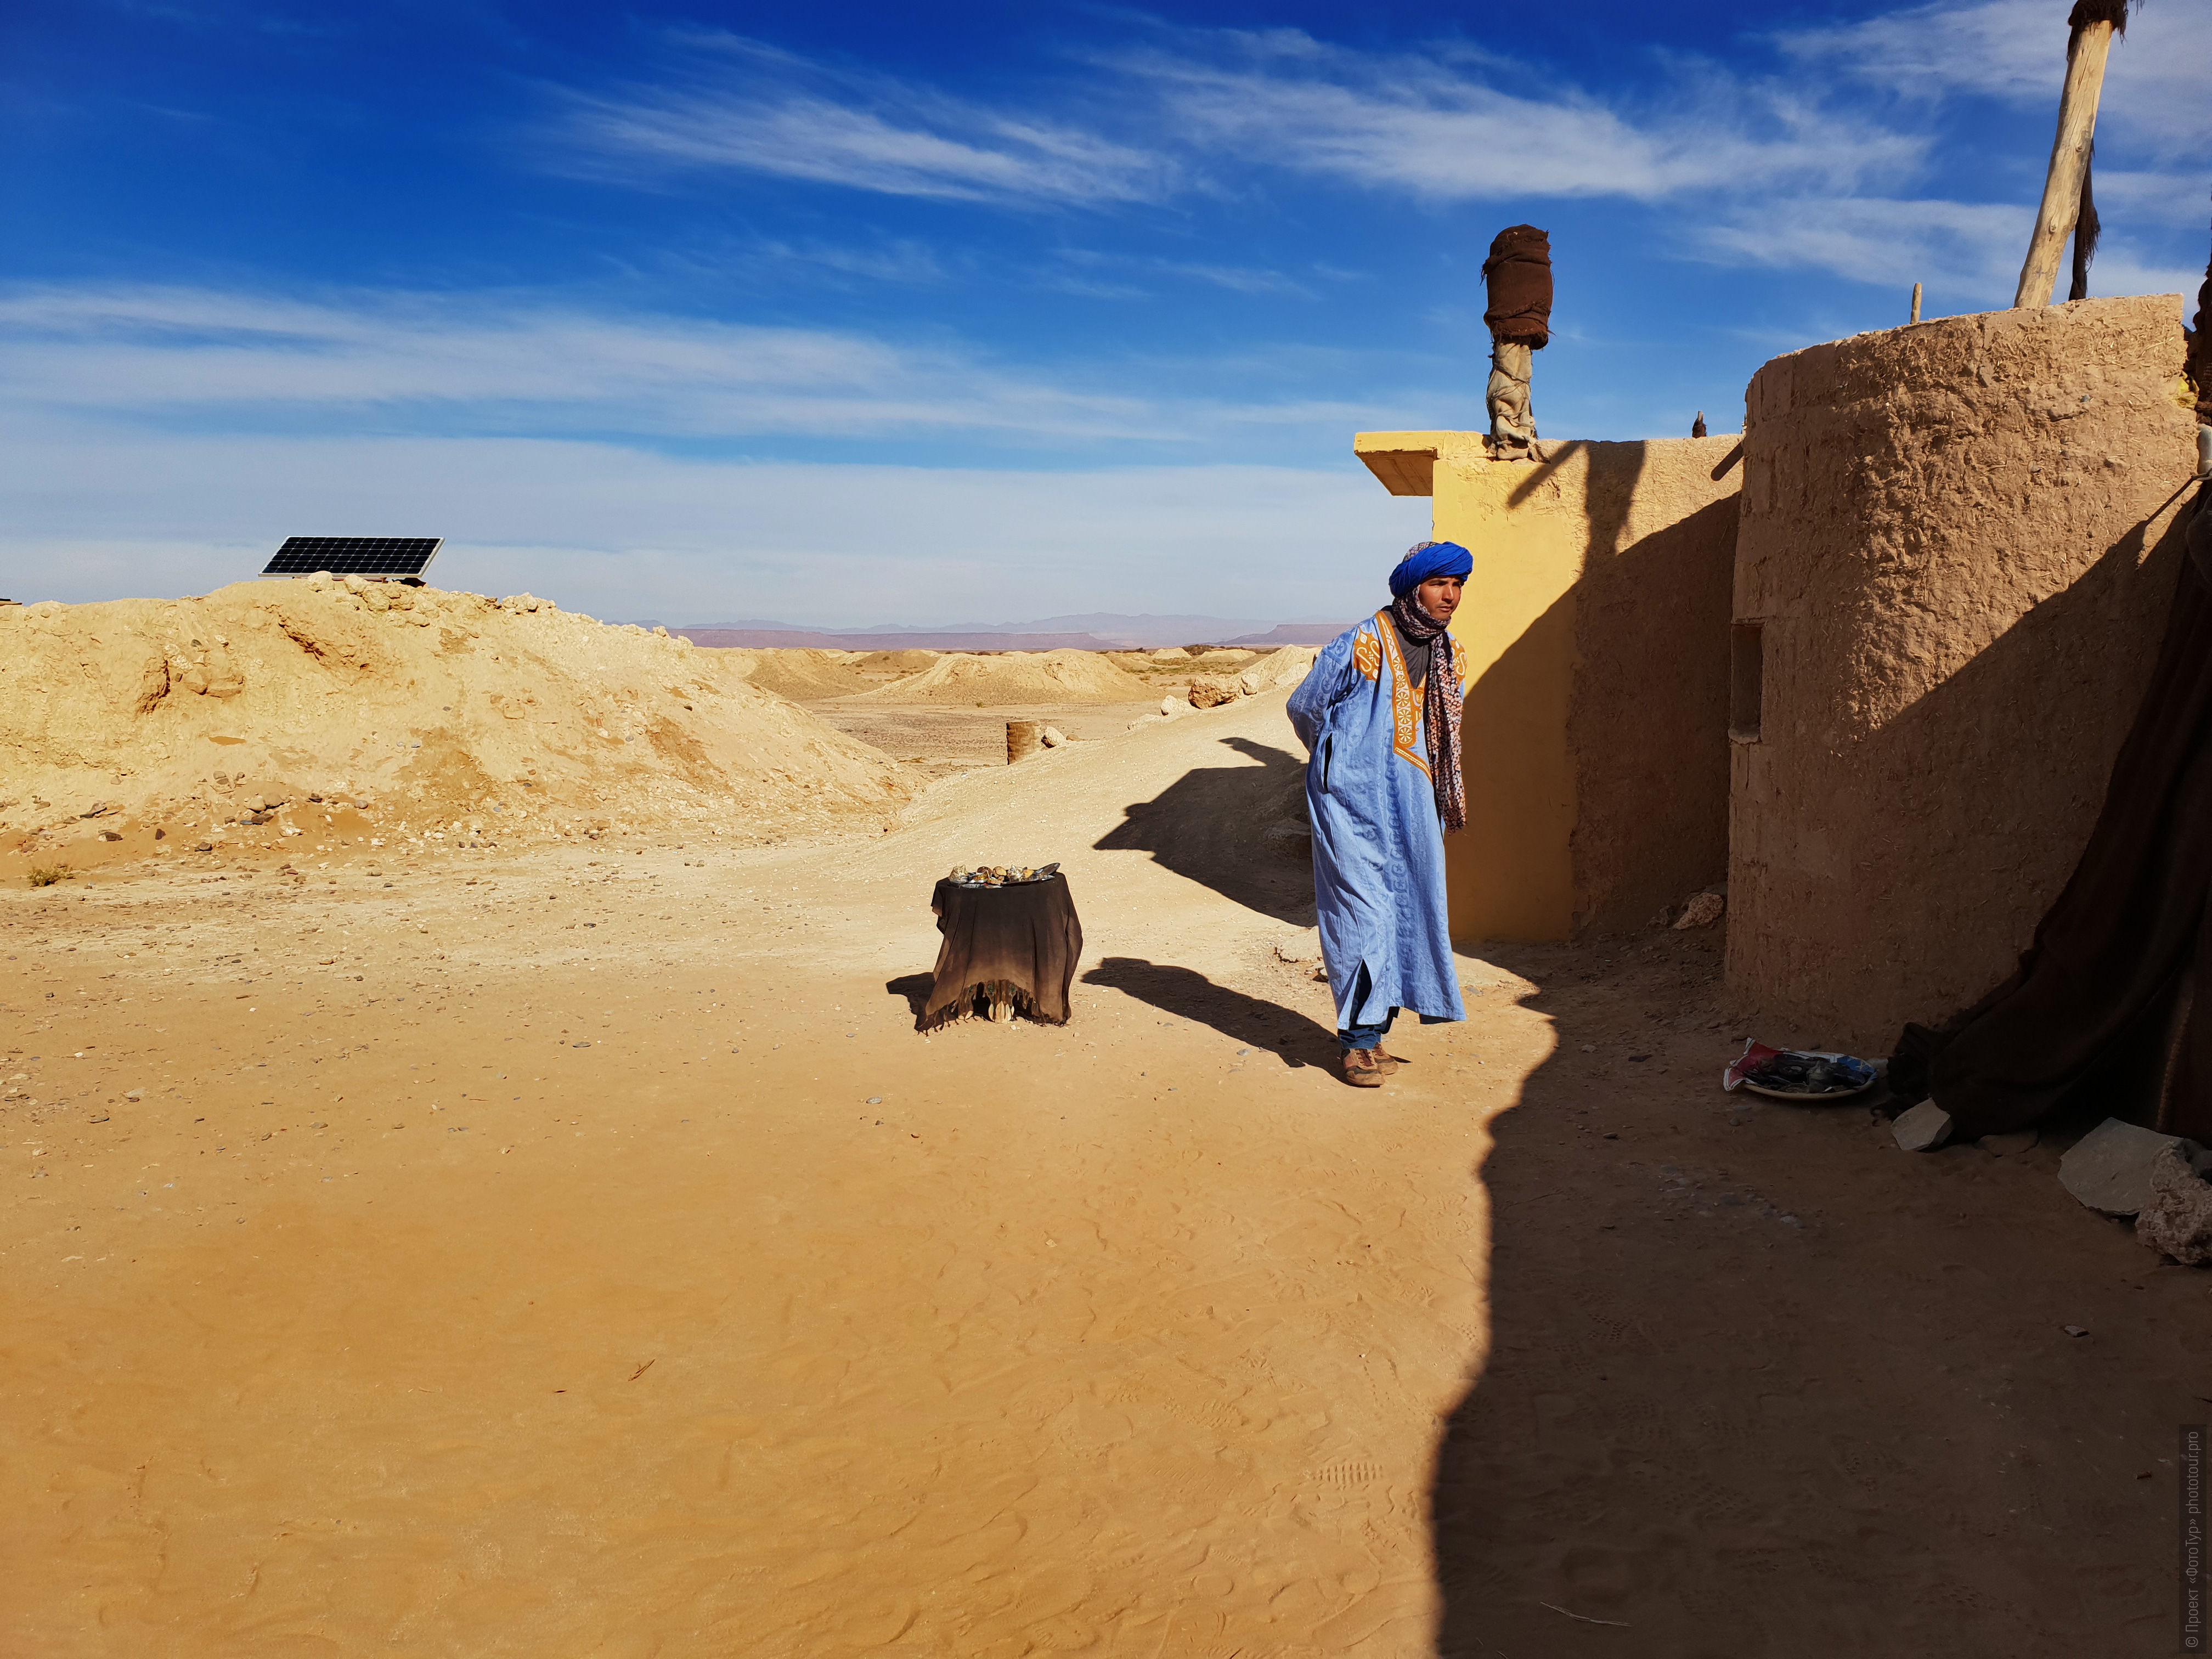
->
xmin=1314 ymin=1458 xmax=1382 ymax=1488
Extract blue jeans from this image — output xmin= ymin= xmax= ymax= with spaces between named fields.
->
xmin=1338 ymin=964 xmax=1399 ymax=1052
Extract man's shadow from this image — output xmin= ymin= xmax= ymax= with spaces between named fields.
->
xmin=1092 ymin=736 xmax=1315 ymax=926
xmin=1082 ymin=956 xmax=1334 ymax=1068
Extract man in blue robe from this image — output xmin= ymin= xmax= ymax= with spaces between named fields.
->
xmin=1286 ymin=541 xmax=1471 ymax=1086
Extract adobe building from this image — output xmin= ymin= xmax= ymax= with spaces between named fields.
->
xmin=1726 ymin=292 xmax=2199 ymax=1051
xmin=1355 ymin=431 xmax=1743 ymax=940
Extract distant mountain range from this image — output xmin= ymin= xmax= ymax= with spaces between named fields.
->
xmin=1220 ymin=623 xmax=1359 ymax=647
xmin=625 ymin=612 xmax=1356 ymax=652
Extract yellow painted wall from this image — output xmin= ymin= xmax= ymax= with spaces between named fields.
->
xmin=1355 ymin=432 xmax=1741 ymax=943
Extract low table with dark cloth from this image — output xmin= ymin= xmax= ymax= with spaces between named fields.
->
xmin=924 ymin=874 xmax=1083 ymax=1029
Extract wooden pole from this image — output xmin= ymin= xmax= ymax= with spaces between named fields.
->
xmin=2013 ymin=18 xmax=2118 ymax=308
xmin=1910 ymin=282 xmax=1922 ymax=323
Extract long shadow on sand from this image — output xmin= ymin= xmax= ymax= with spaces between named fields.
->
xmin=1091 ymin=736 xmax=1315 ymax=927
xmin=1081 ymin=956 xmax=1333 ymax=1070
xmin=1430 ymin=930 xmax=2185 ymax=1654
xmin=1427 ymin=934 xmax=1917 ymax=1656
xmin=886 ymin=974 xmax=934 ymax=1022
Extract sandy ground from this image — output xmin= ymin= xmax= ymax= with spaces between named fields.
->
xmin=5 ymin=691 xmax=2208 ymax=1656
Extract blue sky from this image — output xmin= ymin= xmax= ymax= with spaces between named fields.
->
xmin=3 ymin=0 xmax=2205 ymax=625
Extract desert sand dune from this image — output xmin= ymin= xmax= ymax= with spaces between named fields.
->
xmin=844 ymin=648 xmax=1155 ymax=706
xmin=715 ymin=645 xmax=869 ymax=700
xmin=714 ymin=640 xmax=1316 ymax=719
xmin=718 ymin=646 xmax=944 ymax=702
xmin=0 ymin=584 xmax=909 ymax=866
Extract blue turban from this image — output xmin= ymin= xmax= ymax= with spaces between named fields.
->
xmin=1388 ymin=540 xmax=1472 ymax=599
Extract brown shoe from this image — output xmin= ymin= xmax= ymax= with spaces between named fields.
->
xmin=1342 ymin=1047 xmax=1385 ymax=1087
xmin=1370 ymin=1047 xmax=1403 ymax=1074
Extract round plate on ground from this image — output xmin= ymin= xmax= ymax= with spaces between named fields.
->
xmin=1737 ymin=1050 xmax=1877 ymax=1100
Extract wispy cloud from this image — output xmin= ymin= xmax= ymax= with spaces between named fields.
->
xmin=626 ymin=235 xmax=961 ymax=297
xmin=1052 ymin=248 xmax=1323 ymax=299
xmin=537 ymin=13 xmax=2203 ymax=318
xmin=0 ymin=283 xmax=1406 ymax=448
xmin=1780 ymin=0 xmax=2073 ymax=103
xmin=736 ymin=237 xmax=953 ymax=285
xmin=1756 ymin=0 xmax=2210 ymax=304
xmin=1119 ymin=29 xmax=1927 ymax=204
xmin=1693 ymin=194 xmax=2197 ymax=312
xmin=1695 ymin=196 xmax=2030 ymax=293
xmin=1781 ymin=0 xmax=2212 ymax=157
xmin=554 ymin=33 xmax=1178 ymax=207
xmin=551 ymin=22 xmax=1933 ymax=219
xmin=556 ymin=14 xmax=2203 ymax=323
xmin=2091 ymin=170 xmax=2212 ymax=229
xmin=0 ymin=284 xmax=1138 ymax=439
xmin=1159 ymin=261 xmax=1317 ymax=297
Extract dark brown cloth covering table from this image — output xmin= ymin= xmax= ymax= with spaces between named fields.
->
xmin=923 ymin=874 xmax=1083 ymax=1029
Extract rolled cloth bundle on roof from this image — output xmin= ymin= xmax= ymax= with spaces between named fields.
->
xmin=1481 ymin=224 xmax=1553 ymax=349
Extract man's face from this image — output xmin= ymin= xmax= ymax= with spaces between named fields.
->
xmin=1415 ymin=575 xmax=1464 ymax=622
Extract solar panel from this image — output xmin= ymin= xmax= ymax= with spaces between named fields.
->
xmin=263 ymin=537 xmax=444 ymax=579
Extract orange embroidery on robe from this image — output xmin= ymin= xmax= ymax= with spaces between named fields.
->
xmin=1373 ymin=610 xmax=1430 ymax=777
xmin=1352 ymin=628 xmax=1382 ymax=682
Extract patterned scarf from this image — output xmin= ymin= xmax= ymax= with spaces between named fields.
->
xmin=1390 ymin=591 xmax=1466 ymax=834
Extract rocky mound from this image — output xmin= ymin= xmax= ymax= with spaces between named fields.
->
xmin=0 ymin=579 xmax=909 ymax=870
xmin=1235 ymin=645 xmax=1320 ymax=691
xmin=847 ymin=650 xmax=1153 ymax=706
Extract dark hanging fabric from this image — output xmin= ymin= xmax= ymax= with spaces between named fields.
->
xmin=922 ymin=874 xmax=1084 ymax=1029
xmin=2188 ymin=222 xmax=2212 ymax=424
xmin=1889 ymin=488 xmax=2212 ymax=1141
xmin=2060 ymin=1 xmax=2129 ymax=302
xmin=2068 ymin=139 xmax=2100 ymax=302
xmin=1481 ymin=225 xmax=1553 ymax=349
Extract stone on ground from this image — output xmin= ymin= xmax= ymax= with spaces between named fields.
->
xmin=2059 ymin=1118 xmax=2196 ymax=1216
xmin=1892 ymin=1101 xmax=1954 ymax=1152
xmin=1673 ymin=890 xmax=1726 ymax=929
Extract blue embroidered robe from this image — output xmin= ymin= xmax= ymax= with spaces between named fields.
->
xmin=1286 ymin=612 xmax=1466 ymax=1030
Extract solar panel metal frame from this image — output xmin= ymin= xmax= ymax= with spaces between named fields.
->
xmin=262 ymin=537 xmax=444 ymax=580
